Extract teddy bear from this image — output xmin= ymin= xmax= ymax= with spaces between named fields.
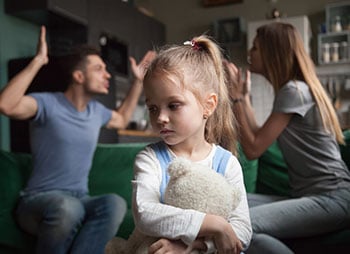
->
xmin=105 ymin=157 xmax=241 ymax=254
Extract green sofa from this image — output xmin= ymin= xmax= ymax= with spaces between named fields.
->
xmin=0 ymin=130 xmax=349 ymax=253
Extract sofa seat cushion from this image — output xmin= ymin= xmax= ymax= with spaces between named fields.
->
xmin=0 ymin=150 xmax=35 ymax=249
xmin=89 ymin=142 xmax=147 ymax=239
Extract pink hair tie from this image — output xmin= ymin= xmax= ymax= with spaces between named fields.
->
xmin=183 ymin=40 xmax=201 ymax=50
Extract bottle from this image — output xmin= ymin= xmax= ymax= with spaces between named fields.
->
xmin=330 ymin=42 xmax=339 ymax=62
xmin=332 ymin=16 xmax=342 ymax=32
xmin=340 ymin=41 xmax=348 ymax=61
xmin=322 ymin=43 xmax=330 ymax=63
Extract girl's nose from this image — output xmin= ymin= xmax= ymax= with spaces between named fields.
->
xmin=157 ymin=110 xmax=169 ymax=124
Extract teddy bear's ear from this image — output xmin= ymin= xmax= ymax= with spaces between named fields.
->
xmin=167 ymin=157 xmax=192 ymax=178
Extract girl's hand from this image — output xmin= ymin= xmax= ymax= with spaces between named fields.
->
xmin=148 ymin=238 xmax=192 ymax=254
xmin=202 ymin=214 xmax=243 ymax=254
xmin=213 ymin=222 xmax=243 ymax=254
xmin=223 ymin=60 xmax=251 ymax=100
xmin=130 ymin=50 xmax=156 ymax=82
xmin=36 ymin=26 xmax=49 ymax=65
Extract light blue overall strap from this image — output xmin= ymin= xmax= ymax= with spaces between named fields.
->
xmin=212 ymin=145 xmax=232 ymax=175
xmin=150 ymin=141 xmax=172 ymax=203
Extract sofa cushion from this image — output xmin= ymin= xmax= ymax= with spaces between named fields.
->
xmin=256 ymin=141 xmax=290 ymax=196
xmin=0 ymin=150 xmax=35 ymax=249
xmin=237 ymin=144 xmax=258 ymax=193
xmin=340 ymin=129 xmax=350 ymax=169
xmin=89 ymin=143 xmax=147 ymax=239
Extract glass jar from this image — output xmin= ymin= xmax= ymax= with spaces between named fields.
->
xmin=330 ymin=42 xmax=339 ymax=62
xmin=322 ymin=43 xmax=330 ymax=63
xmin=339 ymin=41 xmax=348 ymax=61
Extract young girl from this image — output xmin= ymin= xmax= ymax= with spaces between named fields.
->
xmin=132 ymin=36 xmax=252 ymax=253
xmin=225 ymin=22 xmax=350 ymax=253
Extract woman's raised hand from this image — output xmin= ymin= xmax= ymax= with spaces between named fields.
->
xmin=223 ymin=60 xmax=251 ymax=100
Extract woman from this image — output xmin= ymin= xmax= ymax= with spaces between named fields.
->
xmin=225 ymin=22 xmax=350 ymax=253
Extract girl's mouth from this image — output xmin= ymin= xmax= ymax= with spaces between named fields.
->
xmin=160 ymin=128 xmax=173 ymax=135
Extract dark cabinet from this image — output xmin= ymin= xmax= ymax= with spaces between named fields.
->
xmin=5 ymin=0 xmax=87 ymax=26
xmin=87 ymin=0 xmax=165 ymax=143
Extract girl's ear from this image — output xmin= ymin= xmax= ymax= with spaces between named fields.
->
xmin=72 ymin=70 xmax=85 ymax=84
xmin=204 ymin=93 xmax=218 ymax=117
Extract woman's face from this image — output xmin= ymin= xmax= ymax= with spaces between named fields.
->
xmin=248 ymin=37 xmax=264 ymax=75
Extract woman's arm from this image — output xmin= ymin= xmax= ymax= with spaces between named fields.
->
xmin=224 ymin=61 xmax=292 ymax=160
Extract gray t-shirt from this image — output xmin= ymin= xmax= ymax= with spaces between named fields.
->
xmin=273 ymin=80 xmax=350 ymax=197
xmin=24 ymin=92 xmax=112 ymax=194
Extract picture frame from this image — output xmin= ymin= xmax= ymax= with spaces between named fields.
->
xmin=212 ymin=17 xmax=242 ymax=44
xmin=203 ymin=0 xmax=243 ymax=7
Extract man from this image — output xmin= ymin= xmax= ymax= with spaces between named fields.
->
xmin=0 ymin=26 xmax=155 ymax=254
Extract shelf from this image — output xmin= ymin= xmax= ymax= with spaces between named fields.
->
xmin=326 ymin=1 xmax=350 ymax=33
xmin=317 ymin=2 xmax=350 ymax=65
xmin=318 ymin=32 xmax=350 ymax=65
xmin=316 ymin=62 xmax=350 ymax=76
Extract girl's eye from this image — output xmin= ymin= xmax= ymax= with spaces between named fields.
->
xmin=169 ymin=103 xmax=180 ymax=110
xmin=147 ymin=106 xmax=158 ymax=114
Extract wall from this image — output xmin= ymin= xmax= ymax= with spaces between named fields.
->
xmin=135 ymin=0 xmax=340 ymax=44
xmin=0 ymin=0 xmax=39 ymax=150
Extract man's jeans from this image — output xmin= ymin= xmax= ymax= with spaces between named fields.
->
xmin=16 ymin=190 xmax=126 ymax=254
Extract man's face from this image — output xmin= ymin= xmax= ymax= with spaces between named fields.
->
xmin=82 ymin=55 xmax=111 ymax=95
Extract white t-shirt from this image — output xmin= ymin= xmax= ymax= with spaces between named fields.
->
xmin=132 ymin=143 xmax=252 ymax=251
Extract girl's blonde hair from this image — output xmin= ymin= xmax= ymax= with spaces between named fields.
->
xmin=144 ymin=35 xmax=238 ymax=154
xmin=256 ymin=22 xmax=344 ymax=144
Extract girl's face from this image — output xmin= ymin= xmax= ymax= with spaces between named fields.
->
xmin=248 ymin=37 xmax=264 ymax=75
xmin=144 ymin=75 xmax=206 ymax=147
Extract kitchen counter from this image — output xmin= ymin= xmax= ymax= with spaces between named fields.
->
xmin=118 ymin=129 xmax=160 ymax=143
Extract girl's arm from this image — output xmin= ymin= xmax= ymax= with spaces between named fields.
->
xmin=132 ymin=148 xmax=206 ymax=245
xmin=148 ymin=238 xmax=207 ymax=254
xmin=197 ymin=156 xmax=252 ymax=253
xmin=133 ymin=148 xmax=251 ymax=253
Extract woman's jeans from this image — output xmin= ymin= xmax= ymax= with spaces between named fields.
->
xmin=16 ymin=190 xmax=127 ymax=254
xmin=246 ymin=188 xmax=350 ymax=254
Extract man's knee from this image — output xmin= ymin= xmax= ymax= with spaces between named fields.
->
xmin=46 ymin=195 xmax=85 ymax=231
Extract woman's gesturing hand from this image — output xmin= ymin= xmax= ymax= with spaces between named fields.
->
xmin=223 ymin=60 xmax=251 ymax=100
